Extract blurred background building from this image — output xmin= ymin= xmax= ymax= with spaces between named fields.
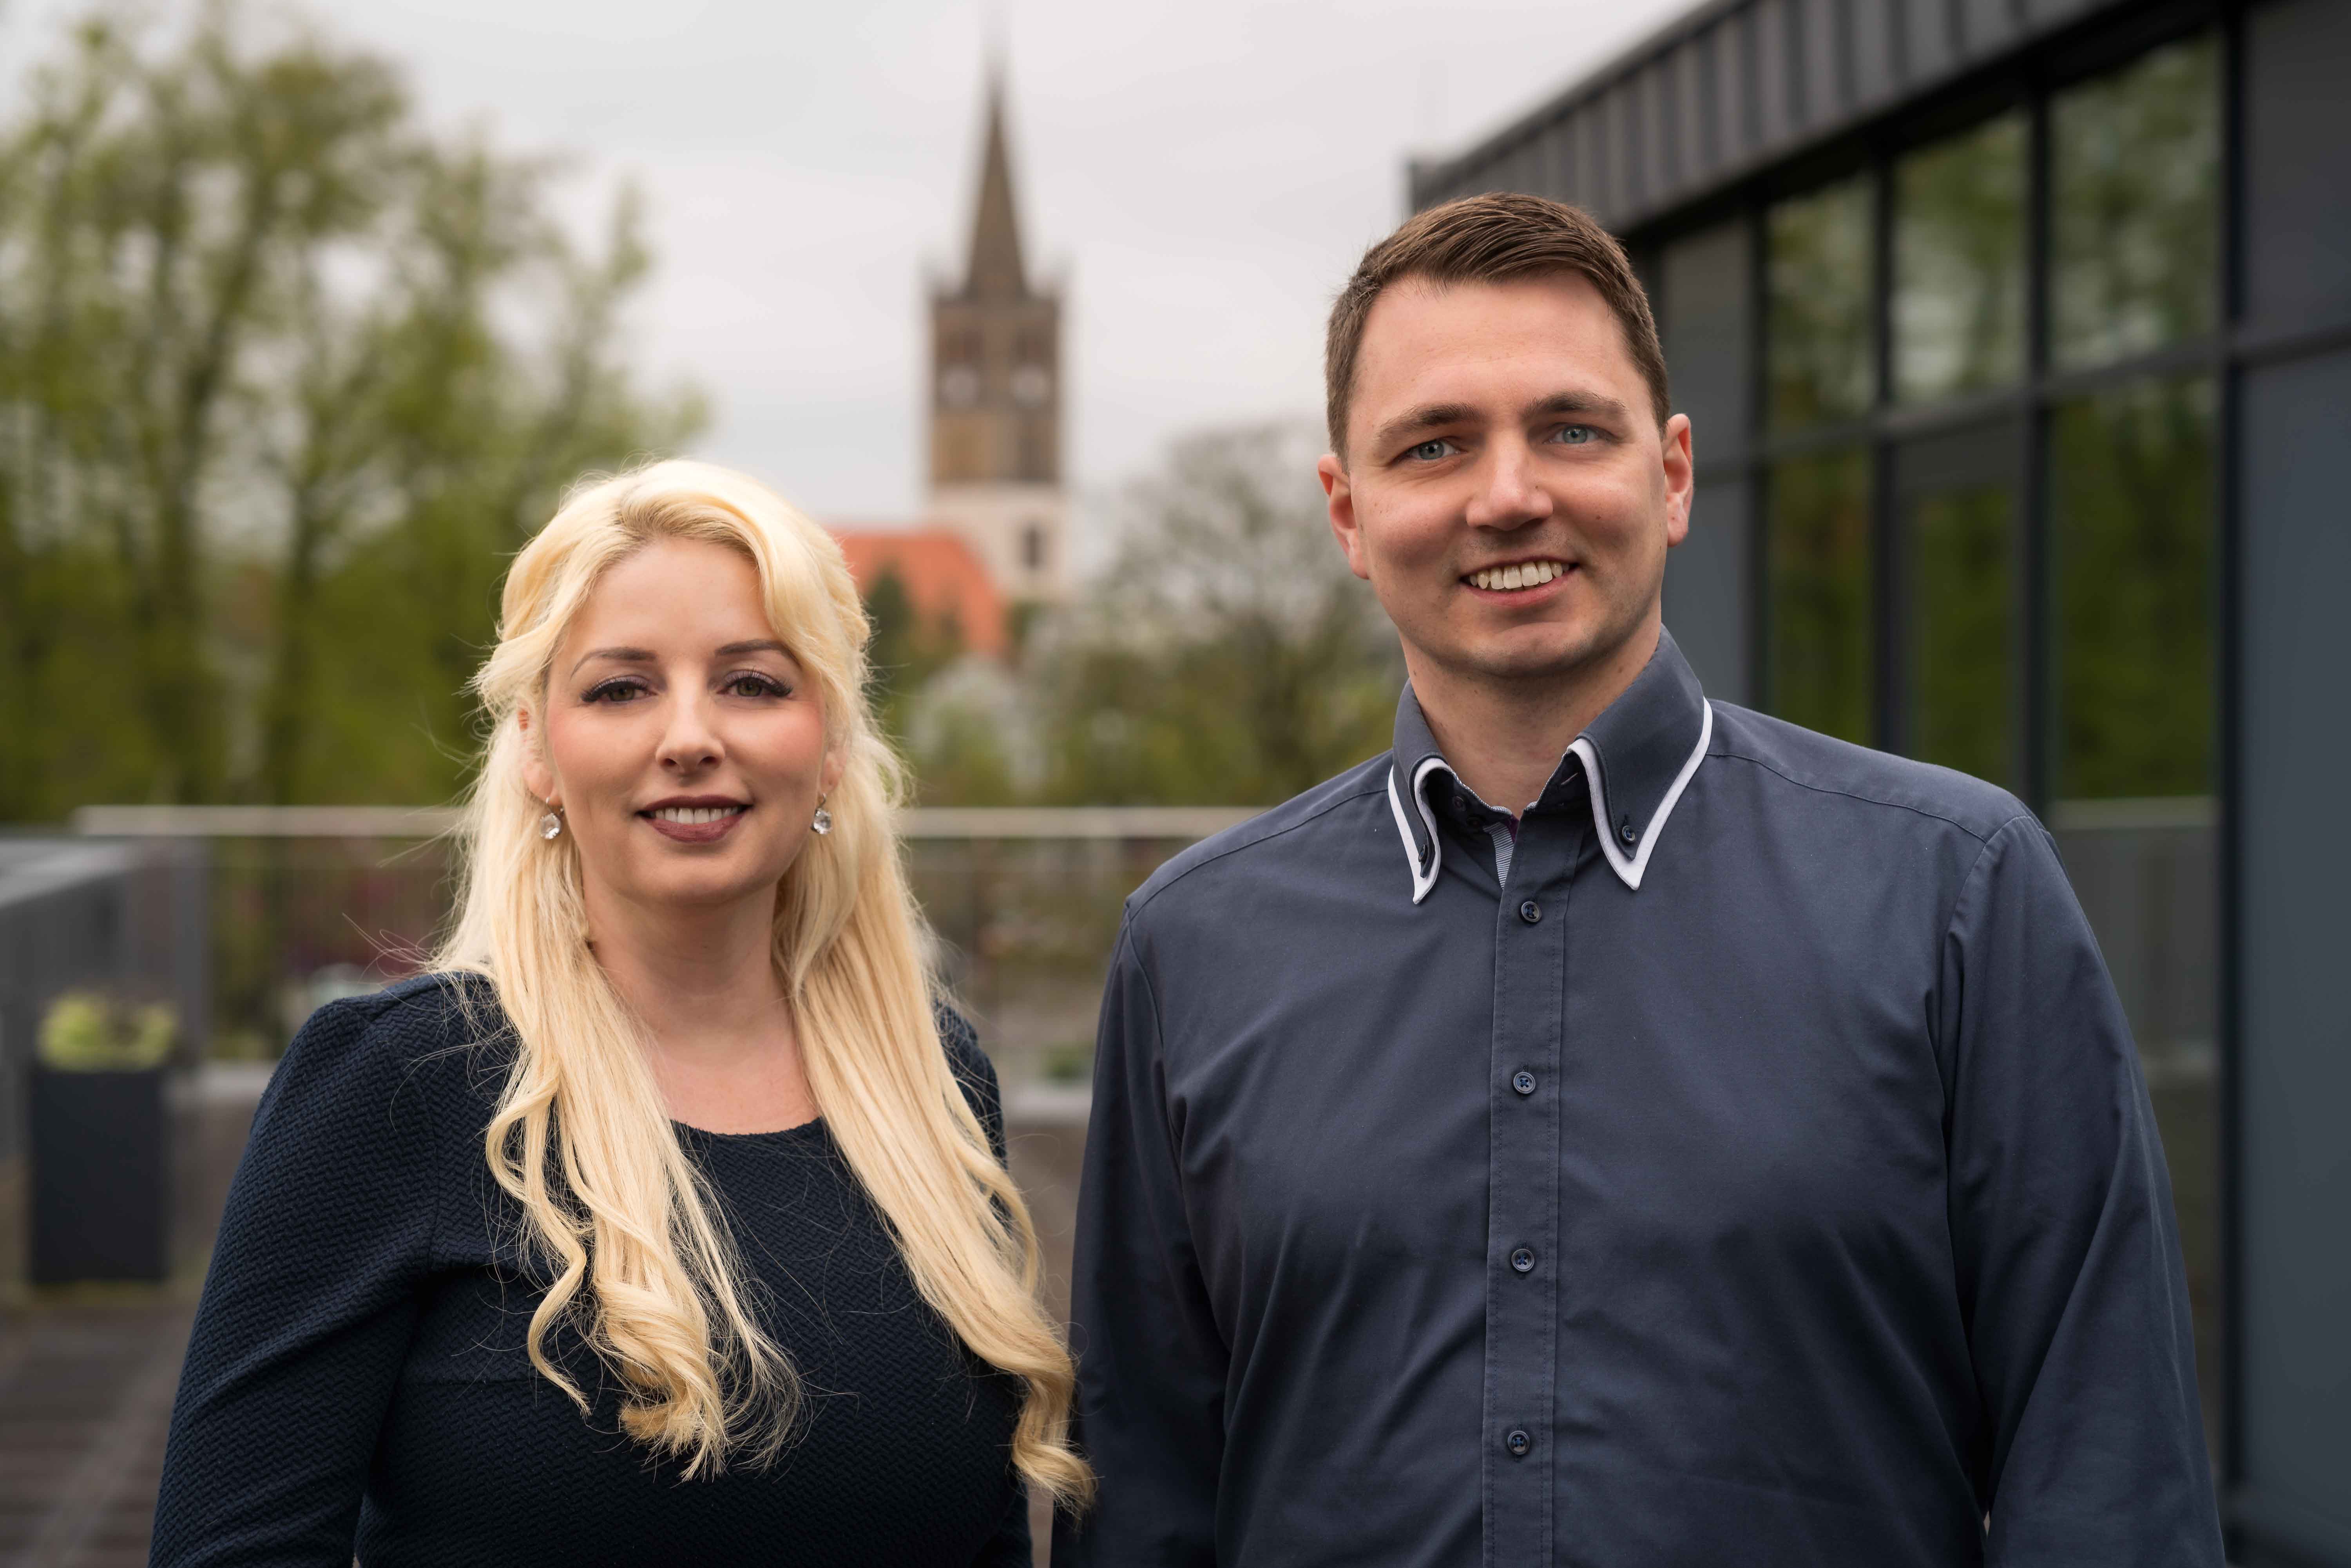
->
xmin=1413 ymin=0 xmax=2349 ymax=1559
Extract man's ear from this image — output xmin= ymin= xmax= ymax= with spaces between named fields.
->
xmin=1317 ymin=453 xmax=1373 ymax=582
xmin=1661 ymin=413 xmax=1694 ymax=550
xmin=517 ymin=708 xmax=557 ymax=807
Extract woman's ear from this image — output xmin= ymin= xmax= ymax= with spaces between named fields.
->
xmin=518 ymin=708 xmax=558 ymax=808
xmin=819 ymin=745 xmax=846 ymax=802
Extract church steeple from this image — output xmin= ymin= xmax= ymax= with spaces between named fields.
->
xmin=963 ymin=77 xmax=1028 ymax=301
xmin=927 ymin=64 xmax=1067 ymax=605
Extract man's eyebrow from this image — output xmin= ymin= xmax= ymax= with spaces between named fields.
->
xmin=568 ymin=646 xmax=652 ymax=677
xmin=1369 ymin=402 xmax=1478 ymax=453
xmin=1527 ymin=390 xmax=1632 ymax=424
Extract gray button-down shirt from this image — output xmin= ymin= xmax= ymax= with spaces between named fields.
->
xmin=1055 ymin=630 xmax=2221 ymax=1567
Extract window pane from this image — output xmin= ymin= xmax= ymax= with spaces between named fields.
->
xmin=1661 ymin=220 xmax=1752 ymax=461
xmin=2048 ymin=373 xmax=2220 ymax=1460
xmin=1767 ymin=177 xmax=1875 ymax=430
xmin=1767 ymin=446 xmax=1874 ymax=743
xmin=2052 ymin=376 xmax=2217 ymax=798
xmin=1907 ymin=482 xmax=2014 ymax=785
xmin=2052 ymin=35 xmax=2220 ymax=370
xmin=1894 ymin=112 xmax=2026 ymax=402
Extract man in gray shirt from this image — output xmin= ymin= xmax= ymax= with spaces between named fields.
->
xmin=1054 ymin=193 xmax=2221 ymax=1566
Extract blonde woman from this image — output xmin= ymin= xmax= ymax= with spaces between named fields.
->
xmin=152 ymin=461 xmax=1088 ymax=1564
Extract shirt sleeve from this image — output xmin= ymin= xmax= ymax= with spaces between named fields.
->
xmin=1938 ymin=817 xmax=2225 ymax=1565
xmin=150 ymin=992 xmax=449 ymax=1566
xmin=1052 ymin=920 xmax=1227 ymax=1568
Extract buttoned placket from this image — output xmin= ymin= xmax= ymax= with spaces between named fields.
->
xmin=1476 ymin=767 xmax=1585 ymax=1568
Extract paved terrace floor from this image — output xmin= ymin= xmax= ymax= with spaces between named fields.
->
xmin=0 ymin=1068 xmax=1086 ymax=1568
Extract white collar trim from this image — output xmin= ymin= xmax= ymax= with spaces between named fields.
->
xmin=1389 ymin=699 xmax=1714 ymax=902
xmin=1569 ymin=699 xmax=1714 ymax=891
xmin=1386 ymin=756 xmax=1448 ymax=905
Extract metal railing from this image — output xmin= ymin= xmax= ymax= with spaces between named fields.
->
xmin=66 ymin=806 xmax=1260 ymax=1103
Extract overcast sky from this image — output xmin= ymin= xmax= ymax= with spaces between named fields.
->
xmin=4 ymin=0 xmax=1688 ymax=537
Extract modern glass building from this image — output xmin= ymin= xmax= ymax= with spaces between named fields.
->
xmin=1409 ymin=1 xmax=2348 ymax=1560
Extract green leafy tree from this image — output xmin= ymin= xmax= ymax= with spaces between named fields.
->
xmin=0 ymin=2 xmax=701 ymax=817
xmin=1032 ymin=421 xmax=1402 ymax=805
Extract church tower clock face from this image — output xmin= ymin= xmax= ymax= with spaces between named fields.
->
xmin=1010 ymin=365 xmax=1050 ymax=406
xmin=941 ymin=365 xmax=980 ymax=407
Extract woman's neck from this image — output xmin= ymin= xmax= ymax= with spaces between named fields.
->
xmin=580 ymin=879 xmax=816 ymax=1132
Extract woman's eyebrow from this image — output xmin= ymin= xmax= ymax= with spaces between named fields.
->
xmin=714 ymin=640 xmax=790 ymax=657
xmin=568 ymin=646 xmax=653 ymax=676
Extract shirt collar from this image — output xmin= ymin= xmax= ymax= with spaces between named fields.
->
xmin=1386 ymin=626 xmax=1715 ymax=904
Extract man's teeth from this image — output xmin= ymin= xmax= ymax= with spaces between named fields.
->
xmin=649 ymin=806 xmax=744 ymax=824
xmin=1469 ymin=560 xmax=1568 ymax=592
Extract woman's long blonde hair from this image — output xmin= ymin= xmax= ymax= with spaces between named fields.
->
xmin=434 ymin=458 xmax=1089 ymax=1501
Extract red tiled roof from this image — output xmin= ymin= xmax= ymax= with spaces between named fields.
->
xmin=830 ymin=528 xmax=1007 ymax=658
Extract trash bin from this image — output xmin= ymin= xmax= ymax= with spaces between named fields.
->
xmin=31 ymin=1063 xmax=172 ymax=1283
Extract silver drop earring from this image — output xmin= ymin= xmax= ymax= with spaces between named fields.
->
xmin=811 ymin=796 xmax=832 ymax=836
xmin=540 ymin=805 xmax=564 ymax=840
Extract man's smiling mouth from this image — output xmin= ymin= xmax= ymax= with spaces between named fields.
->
xmin=1464 ymin=559 xmax=1572 ymax=592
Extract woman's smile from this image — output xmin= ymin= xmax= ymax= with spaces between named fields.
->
xmin=639 ymin=795 xmax=751 ymax=844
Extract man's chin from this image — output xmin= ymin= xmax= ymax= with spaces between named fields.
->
xmin=1424 ymin=611 xmax=1658 ymax=690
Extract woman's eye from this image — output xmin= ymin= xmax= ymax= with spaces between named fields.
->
xmin=582 ymin=678 xmax=648 ymax=704
xmin=724 ymin=673 xmax=788 ymax=698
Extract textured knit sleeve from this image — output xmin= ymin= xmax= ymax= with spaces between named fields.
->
xmin=1936 ymin=818 xmax=2224 ymax=1564
xmin=938 ymin=1003 xmax=1010 ymax=1164
xmin=150 ymin=988 xmax=455 ymax=1566
xmin=1052 ymin=920 xmax=1226 ymax=1568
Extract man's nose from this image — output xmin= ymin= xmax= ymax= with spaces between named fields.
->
xmin=1464 ymin=437 xmax=1553 ymax=532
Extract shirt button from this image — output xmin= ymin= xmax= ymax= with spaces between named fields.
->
xmin=1618 ymin=817 xmax=1638 ymax=846
xmin=1452 ymin=794 xmax=1468 ymax=814
xmin=1518 ymin=899 xmax=1541 ymax=924
xmin=1512 ymin=1070 xmax=1536 ymax=1096
xmin=1505 ymin=1428 xmax=1532 ymax=1458
xmin=1510 ymin=1247 xmax=1536 ymax=1274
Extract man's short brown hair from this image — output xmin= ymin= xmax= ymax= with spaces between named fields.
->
xmin=1324 ymin=192 xmax=1671 ymax=461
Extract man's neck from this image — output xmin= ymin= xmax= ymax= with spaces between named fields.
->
xmin=1408 ymin=618 xmax=1661 ymax=816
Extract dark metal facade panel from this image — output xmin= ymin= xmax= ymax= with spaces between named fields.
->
xmin=1905 ymin=0 xmax=1960 ymax=84
xmin=1409 ymin=0 xmax=2152 ymax=232
xmin=1802 ymin=0 xmax=1846 ymax=130
xmin=1755 ymin=0 xmax=1797 ymax=148
xmin=1962 ymin=0 xmax=2021 ymax=55
xmin=1675 ymin=37 xmax=1710 ymax=186
xmin=1851 ymin=0 xmax=1901 ymax=112
xmin=1648 ymin=58 xmax=1681 ymax=200
xmin=1719 ymin=13 xmax=1755 ymax=165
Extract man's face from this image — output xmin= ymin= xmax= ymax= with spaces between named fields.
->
xmin=1319 ymin=274 xmax=1693 ymax=692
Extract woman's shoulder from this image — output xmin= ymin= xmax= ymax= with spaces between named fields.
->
xmin=931 ymin=1000 xmax=1008 ymax=1148
xmin=260 ymin=970 xmax=512 ymax=1135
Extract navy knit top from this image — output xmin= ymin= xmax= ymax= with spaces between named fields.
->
xmin=151 ymin=973 xmax=1031 ymax=1567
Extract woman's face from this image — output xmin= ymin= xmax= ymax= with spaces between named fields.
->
xmin=523 ymin=536 xmax=841 ymax=918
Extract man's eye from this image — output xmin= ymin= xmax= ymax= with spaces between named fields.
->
xmin=1407 ymin=439 xmax=1454 ymax=462
xmin=1552 ymin=425 xmax=1595 ymax=445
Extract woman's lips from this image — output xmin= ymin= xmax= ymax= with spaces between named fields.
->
xmin=641 ymin=805 xmax=748 ymax=844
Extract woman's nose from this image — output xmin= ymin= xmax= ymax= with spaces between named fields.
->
xmin=656 ymin=695 xmax=722 ymax=771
